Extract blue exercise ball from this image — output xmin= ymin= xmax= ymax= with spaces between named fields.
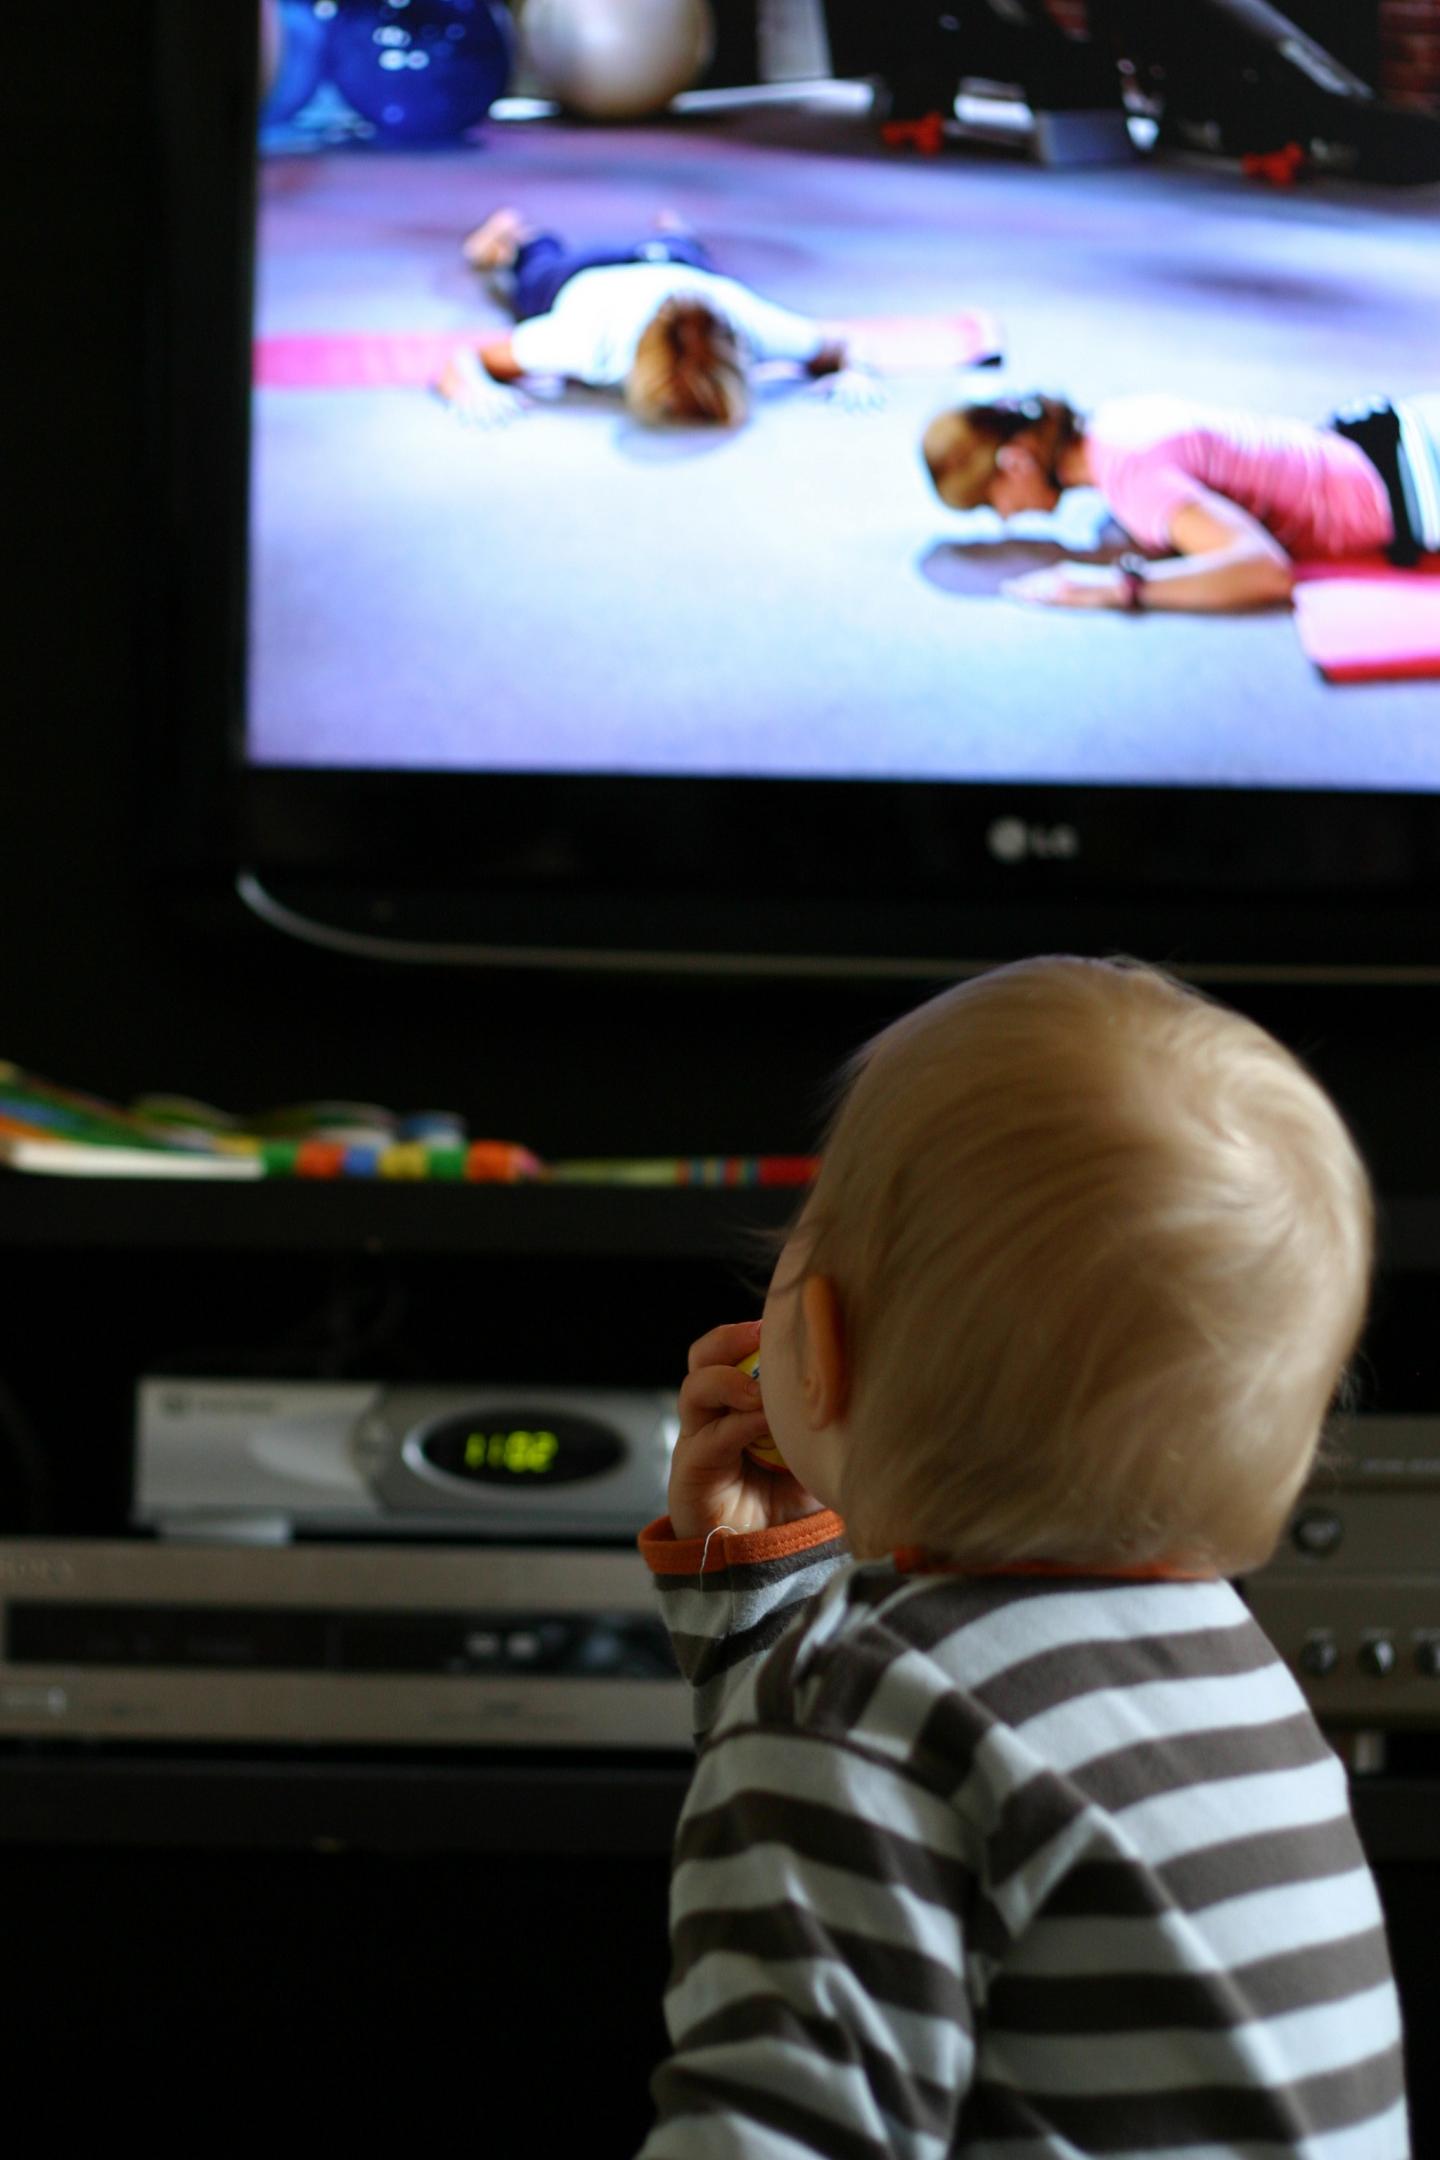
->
xmin=259 ymin=0 xmax=334 ymax=128
xmin=327 ymin=0 xmax=515 ymax=142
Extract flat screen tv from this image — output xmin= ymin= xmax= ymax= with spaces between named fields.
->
xmin=147 ymin=1 xmax=1440 ymax=979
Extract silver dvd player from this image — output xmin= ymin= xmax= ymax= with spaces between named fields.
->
xmin=133 ymin=1378 xmax=678 ymax=1542
xmin=0 ymin=1540 xmax=691 ymax=1750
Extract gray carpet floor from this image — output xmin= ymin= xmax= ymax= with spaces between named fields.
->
xmin=249 ymin=84 xmax=1440 ymax=789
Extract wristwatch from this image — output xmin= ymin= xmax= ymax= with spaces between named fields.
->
xmin=1116 ymin=553 xmax=1150 ymax=612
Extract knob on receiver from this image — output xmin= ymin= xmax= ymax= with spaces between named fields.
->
xmin=1290 ymin=1507 xmax=1343 ymax=1558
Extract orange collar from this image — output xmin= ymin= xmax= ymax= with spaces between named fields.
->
xmin=892 ymin=1547 xmax=1218 ymax=1582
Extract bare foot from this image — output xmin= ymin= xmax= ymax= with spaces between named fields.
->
xmin=462 ymin=207 xmax=528 ymax=271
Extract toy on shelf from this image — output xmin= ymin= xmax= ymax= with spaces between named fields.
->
xmin=0 ymin=1063 xmax=819 ymax=1187
xmin=0 ymin=1064 xmax=259 ymax=1179
xmin=545 ymin=1157 xmax=816 ymax=1188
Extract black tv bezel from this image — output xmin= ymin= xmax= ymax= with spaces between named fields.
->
xmin=144 ymin=1 xmax=1440 ymax=982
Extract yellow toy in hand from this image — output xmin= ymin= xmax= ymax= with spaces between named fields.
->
xmin=736 ymin=1348 xmax=788 ymax=1470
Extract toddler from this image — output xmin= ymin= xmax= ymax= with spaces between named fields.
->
xmin=635 ymin=955 xmax=1405 ymax=2157
xmin=440 ymin=206 xmax=851 ymax=429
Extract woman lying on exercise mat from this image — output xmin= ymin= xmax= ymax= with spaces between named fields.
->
xmin=438 ymin=207 xmax=876 ymax=429
xmin=921 ymin=389 xmax=1440 ymax=612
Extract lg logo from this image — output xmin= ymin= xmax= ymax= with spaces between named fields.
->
xmin=987 ymin=817 xmax=1080 ymax=863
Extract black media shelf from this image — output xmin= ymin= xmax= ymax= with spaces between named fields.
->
xmin=0 ymin=1749 xmax=693 ymax=1853
xmin=0 ymin=1176 xmax=798 ymax=1259
xmin=2 ymin=1177 xmax=1440 ymax=1268
xmin=0 ymin=1748 xmax=1429 ymax=1861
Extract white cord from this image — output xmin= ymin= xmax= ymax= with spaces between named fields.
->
xmin=701 ymin=1523 xmax=738 ymax=1571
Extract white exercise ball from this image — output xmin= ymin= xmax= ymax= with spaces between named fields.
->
xmin=524 ymin=0 xmax=715 ymax=121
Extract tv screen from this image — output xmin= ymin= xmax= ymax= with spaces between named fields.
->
xmin=154 ymin=2 xmax=1440 ymax=977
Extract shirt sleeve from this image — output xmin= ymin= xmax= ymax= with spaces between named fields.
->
xmin=716 ymin=283 xmax=827 ymax=367
xmin=639 ymin=1512 xmax=847 ymax=1742
xmin=1097 ymin=452 xmax=1240 ymax=553
xmin=507 ymin=311 xmax=576 ymax=378
xmin=636 ymin=1720 xmax=977 ymax=2157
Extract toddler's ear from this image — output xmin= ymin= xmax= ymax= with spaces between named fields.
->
xmin=800 ymin=1274 xmax=849 ymax=1429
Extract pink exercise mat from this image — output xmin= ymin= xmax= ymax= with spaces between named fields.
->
xmin=252 ymin=309 xmax=1005 ymax=388
xmin=1292 ymin=556 xmax=1440 ymax=684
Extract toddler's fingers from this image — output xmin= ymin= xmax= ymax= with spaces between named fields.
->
xmin=685 ymin=1319 xmax=762 ymax=1376
xmin=672 ymin=1406 xmax=772 ymax=1474
xmin=678 ymin=1363 xmax=764 ymax=1437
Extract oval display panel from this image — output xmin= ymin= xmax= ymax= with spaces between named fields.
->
xmin=417 ymin=1409 xmax=626 ymax=1487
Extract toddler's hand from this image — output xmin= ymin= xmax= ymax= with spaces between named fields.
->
xmin=821 ymin=366 xmax=888 ymax=415
xmin=433 ymin=349 xmax=528 ymax=429
xmin=670 ymin=1320 xmax=825 ymax=1544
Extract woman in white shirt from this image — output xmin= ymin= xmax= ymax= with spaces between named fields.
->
xmin=438 ymin=206 xmax=851 ymax=427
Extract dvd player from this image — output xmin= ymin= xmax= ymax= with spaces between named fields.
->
xmin=0 ymin=1540 xmax=691 ymax=1750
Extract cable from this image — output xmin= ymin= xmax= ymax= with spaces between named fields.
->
xmin=235 ymin=872 xmax=1440 ymax=987
xmin=236 ymin=870 xmax=985 ymax=981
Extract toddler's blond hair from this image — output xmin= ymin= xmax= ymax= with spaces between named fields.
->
xmin=795 ymin=957 xmax=1372 ymax=1573
xmin=625 ymin=299 xmax=747 ymax=428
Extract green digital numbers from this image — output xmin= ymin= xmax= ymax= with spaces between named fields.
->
xmin=462 ymin=1428 xmax=561 ymax=1475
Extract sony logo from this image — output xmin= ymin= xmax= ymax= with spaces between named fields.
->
xmin=987 ymin=816 xmax=1080 ymax=864
xmin=0 ymin=1555 xmax=75 ymax=1588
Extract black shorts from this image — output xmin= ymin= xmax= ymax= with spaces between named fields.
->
xmin=1331 ymin=395 xmax=1440 ymax=565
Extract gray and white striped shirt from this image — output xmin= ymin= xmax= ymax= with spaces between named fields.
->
xmin=637 ymin=1511 xmax=1408 ymax=2158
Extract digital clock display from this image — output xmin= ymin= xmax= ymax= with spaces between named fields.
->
xmin=418 ymin=1409 xmax=625 ymax=1487
xmin=465 ymin=1428 xmax=560 ymax=1476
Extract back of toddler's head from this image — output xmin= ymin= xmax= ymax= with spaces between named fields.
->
xmin=800 ymin=956 xmax=1372 ymax=1573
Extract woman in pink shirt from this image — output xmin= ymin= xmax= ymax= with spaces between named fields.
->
xmin=921 ymin=390 xmax=1438 ymax=614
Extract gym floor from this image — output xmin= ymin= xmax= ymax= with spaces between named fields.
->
xmin=249 ymin=82 xmax=1440 ymax=788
